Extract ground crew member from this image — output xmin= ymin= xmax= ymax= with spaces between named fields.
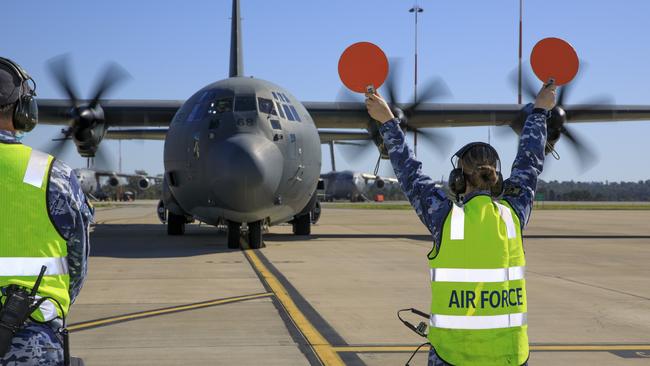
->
xmin=0 ymin=57 xmax=93 ymax=365
xmin=365 ymin=84 xmax=557 ymax=365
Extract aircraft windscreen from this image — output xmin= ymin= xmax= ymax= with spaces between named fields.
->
xmin=209 ymin=98 xmax=233 ymax=114
xmin=258 ymin=97 xmax=277 ymax=116
xmin=234 ymin=96 xmax=257 ymax=112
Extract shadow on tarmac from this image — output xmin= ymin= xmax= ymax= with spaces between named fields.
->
xmin=90 ymin=223 xmax=650 ymax=259
xmin=90 ymin=224 xmax=235 ymax=258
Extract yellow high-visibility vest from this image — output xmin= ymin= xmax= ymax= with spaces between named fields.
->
xmin=0 ymin=143 xmax=70 ymax=321
xmin=428 ymin=195 xmax=528 ymax=366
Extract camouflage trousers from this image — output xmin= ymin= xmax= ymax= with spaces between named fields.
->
xmin=428 ymin=347 xmax=529 ymax=366
xmin=0 ymin=323 xmax=64 ymax=366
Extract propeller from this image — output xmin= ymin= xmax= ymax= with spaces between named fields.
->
xmin=336 ymin=58 xmax=453 ymax=171
xmin=382 ymin=58 xmax=453 ymax=156
xmin=504 ymin=64 xmax=612 ymax=171
xmin=46 ymin=54 xmax=129 ymax=167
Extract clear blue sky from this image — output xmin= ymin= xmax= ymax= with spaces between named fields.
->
xmin=4 ymin=0 xmax=650 ymax=182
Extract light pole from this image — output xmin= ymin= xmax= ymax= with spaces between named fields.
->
xmin=409 ymin=3 xmax=423 ymax=156
xmin=518 ymin=0 xmax=523 ymax=105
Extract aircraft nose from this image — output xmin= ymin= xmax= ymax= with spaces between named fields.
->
xmin=210 ymin=134 xmax=283 ymax=212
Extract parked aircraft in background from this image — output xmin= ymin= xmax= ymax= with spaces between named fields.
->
xmin=319 ymin=171 xmax=399 ymax=202
xmin=73 ymin=168 xmax=161 ymax=200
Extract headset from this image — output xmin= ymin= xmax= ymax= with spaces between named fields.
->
xmin=448 ymin=142 xmax=503 ymax=199
xmin=0 ymin=57 xmax=38 ymax=132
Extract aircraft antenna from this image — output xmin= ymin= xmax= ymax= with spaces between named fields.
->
xmin=229 ymin=0 xmax=244 ymax=77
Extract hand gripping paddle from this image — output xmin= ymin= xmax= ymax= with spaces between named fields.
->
xmin=530 ymin=37 xmax=579 ymax=86
xmin=338 ymin=42 xmax=389 ymax=93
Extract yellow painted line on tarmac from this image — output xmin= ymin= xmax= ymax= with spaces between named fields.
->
xmin=245 ymin=250 xmax=345 ymax=366
xmin=331 ymin=344 xmax=650 ymax=353
xmin=68 ymin=292 xmax=273 ymax=332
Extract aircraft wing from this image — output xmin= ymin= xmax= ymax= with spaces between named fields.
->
xmin=37 ymin=99 xmax=183 ymax=126
xmin=303 ymin=102 xmax=650 ymax=129
xmin=105 ymin=127 xmax=372 ymax=144
xmin=38 ymin=98 xmax=650 ymax=130
xmin=105 ymin=128 xmax=168 ymax=140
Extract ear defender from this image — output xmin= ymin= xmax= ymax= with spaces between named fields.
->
xmin=448 ymin=167 xmax=466 ymax=196
xmin=0 ymin=57 xmax=38 ymax=132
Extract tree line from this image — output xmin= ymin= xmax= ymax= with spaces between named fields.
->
xmin=535 ymin=180 xmax=650 ymax=201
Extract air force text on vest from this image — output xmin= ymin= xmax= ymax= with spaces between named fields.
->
xmin=448 ymin=288 xmax=524 ymax=309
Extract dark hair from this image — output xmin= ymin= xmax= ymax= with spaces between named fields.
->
xmin=0 ymin=103 xmax=14 ymax=120
xmin=459 ymin=144 xmax=499 ymax=191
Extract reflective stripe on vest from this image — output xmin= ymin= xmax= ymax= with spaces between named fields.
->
xmin=0 ymin=257 xmax=69 ymax=276
xmin=35 ymin=296 xmax=59 ymax=321
xmin=430 ymin=312 xmax=527 ymax=330
xmin=23 ymin=150 xmax=50 ymax=188
xmin=430 ymin=266 xmax=525 ymax=283
xmin=495 ymin=202 xmax=517 ymax=239
xmin=450 ymin=204 xmax=464 ymax=240
xmin=450 ymin=201 xmax=517 ymax=240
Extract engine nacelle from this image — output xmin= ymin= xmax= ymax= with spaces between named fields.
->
xmin=138 ymin=177 xmax=152 ymax=190
xmin=108 ymin=175 xmax=120 ymax=187
xmin=374 ymin=178 xmax=385 ymax=189
xmin=73 ymin=117 xmax=107 ymax=158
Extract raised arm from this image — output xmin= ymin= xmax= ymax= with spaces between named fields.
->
xmin=367 ymin=93 xmax=450 ymax=231
xmin=503 ymin=84 xmax=557 ymax=228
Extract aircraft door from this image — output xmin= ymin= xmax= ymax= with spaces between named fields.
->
xmin=287 ymin=132 xmax=305 ymax=184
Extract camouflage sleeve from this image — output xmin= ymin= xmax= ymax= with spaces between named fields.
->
xmin=379 ymin=119 xmax=451 ymax=237
xmin=502 ymin=108 xmax=547 ymax=229
xmin=48 ymin=160 xmax=94 ymax=303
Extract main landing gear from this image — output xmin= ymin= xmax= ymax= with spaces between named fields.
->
xmin=292 ymin=213 xmax=311 ymax=236
xmin=227 ymin=220 xmax=264 ymax=249
xmin=167 ymin=212 xmax=186 ymax=235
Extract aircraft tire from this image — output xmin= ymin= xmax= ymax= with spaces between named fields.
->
xmin=248 ymin=220 xmax=263 ymax=249
xmin=167 ymin=213 xmax=185 ymax=235
xmin=292 ymin=214 xmax=311 ymax=236
xmin=227 ymin=220 xmax=241 ymax=249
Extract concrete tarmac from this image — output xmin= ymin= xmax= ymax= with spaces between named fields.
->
xmin=69 ymin=201 xmax=650 ymax=365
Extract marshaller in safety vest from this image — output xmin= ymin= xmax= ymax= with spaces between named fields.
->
xmin=428 ymin=196 xmax=528 ymax=366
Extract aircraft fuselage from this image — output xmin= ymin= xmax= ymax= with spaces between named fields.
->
xmin=163 ymin=77 xmax=321 ymax=226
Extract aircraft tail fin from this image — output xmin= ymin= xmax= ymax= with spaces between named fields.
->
xmin=229 ymin=0 xmax=244 ymax=77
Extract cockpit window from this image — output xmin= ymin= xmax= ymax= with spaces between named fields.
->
xmin=258 ymin=97 xmax=277 ymax=115
xmin=289 ymin=105 xmax=301 ymax=122
xmin=187 ymin=103 xmax=207 ymax=122
xmin=282 ymin=104 xmax=295 ymax=121
xmin=272 ymin=92 xmax=279 ymax=100
xmin=234 ymin=96 xmax=257 ymax=112
xmin=186 ymin=90 xmax=218 ymax=122
xmin=209 ymin=98 xmax=233 ymax=114
xmin=275 ymin=101 xmax=285 ymax=119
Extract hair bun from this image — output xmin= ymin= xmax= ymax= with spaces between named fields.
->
xmin=477 ymin=165 xmax=498 ymax=186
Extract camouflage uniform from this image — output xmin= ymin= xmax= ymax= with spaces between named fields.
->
xmin=0 ymin=130 xmax=93 ymax=366
xmin=379 ymin=107 xmax=546 ymax=366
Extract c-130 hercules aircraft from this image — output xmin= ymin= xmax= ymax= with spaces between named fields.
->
xmin=34 ymin=0 xmax=650 ymax=249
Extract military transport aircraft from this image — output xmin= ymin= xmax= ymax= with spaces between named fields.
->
xmin=33 ymin=0 xmax=650 ymax=249
xmin=74 ymin=168 xmax=160 ymax=200
xmin=319 ymin=171 xmax=399 ymax=202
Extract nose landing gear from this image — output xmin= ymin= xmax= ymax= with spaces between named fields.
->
xmin=227 ymin=220 xmax=264 ymax=249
